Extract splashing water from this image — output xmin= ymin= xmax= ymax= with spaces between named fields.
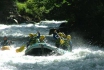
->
xmin=0 ymin=20 xmax=104 ymax=70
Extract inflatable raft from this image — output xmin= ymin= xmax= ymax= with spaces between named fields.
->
xmin=25 ymin=43 xmax=67 ymax=56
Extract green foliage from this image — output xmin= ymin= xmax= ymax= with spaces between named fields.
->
xmin=9 ymin=0 xmax=104 ymax=23
xmin=16 ymin=0 xmax=57 ymax=19
xmin=16 ymin=0 xmax=72 ymax=19
xmin=17 ymin=2 xmax=26 ymax=13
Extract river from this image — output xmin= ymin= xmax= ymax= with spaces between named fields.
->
xmin=0 ymin=20 xmax=104 ymax=70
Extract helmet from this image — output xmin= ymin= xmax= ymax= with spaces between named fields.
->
xmin=58 ymin=32 xmax=63 ymax=37
xmin=29 ymin=33 xmax=34 ymax=37
xmin=62 ymin=33 xmax=66 ymax=38
xmin=33 ymin=34 xmax=37 ymax=37
xmin=67 ymin=35 xmax=71 ymax=40
xmin=54 ymin=30 xmax=57 ymax=33
xmin=4 ymin=36 xmax=8 ymax=40
xmin=40 ymin=35 xmax=45 ymax=41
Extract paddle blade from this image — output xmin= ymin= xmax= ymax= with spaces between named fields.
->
xmin=16 ymin=45 xmax=25 ymax=53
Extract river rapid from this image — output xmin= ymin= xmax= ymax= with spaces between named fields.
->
xmin=0 ymin=20 xmax=104 ymax=70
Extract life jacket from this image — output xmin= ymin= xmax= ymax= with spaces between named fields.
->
xmin=30 ymin=37 xmax=39 ymax=45
xmin=62 ymin=39 xmax=69 ymax=46
xmin=60 ymin=39 xmax=65 ymax=45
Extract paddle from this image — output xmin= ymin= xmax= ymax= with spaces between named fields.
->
xmin=16 ymin=45 xmax=26 ymax=53
xmin=55 ymin=31 xmax=65 ymax=45
xmin=16 ymin=32 xmax=37 ymax=53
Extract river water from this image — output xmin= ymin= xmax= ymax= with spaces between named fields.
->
xmin=0 ymin=20 xmax=104 ymax=70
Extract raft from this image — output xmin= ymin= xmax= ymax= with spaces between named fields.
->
xmin=1 ymin=46 xmax=11 ymax=50
xmin=25 ymin=43 xmax=67 ymax=56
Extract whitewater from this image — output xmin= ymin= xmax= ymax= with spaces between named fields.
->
xmin=0 ymin=20 xmax=104 ymax=70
